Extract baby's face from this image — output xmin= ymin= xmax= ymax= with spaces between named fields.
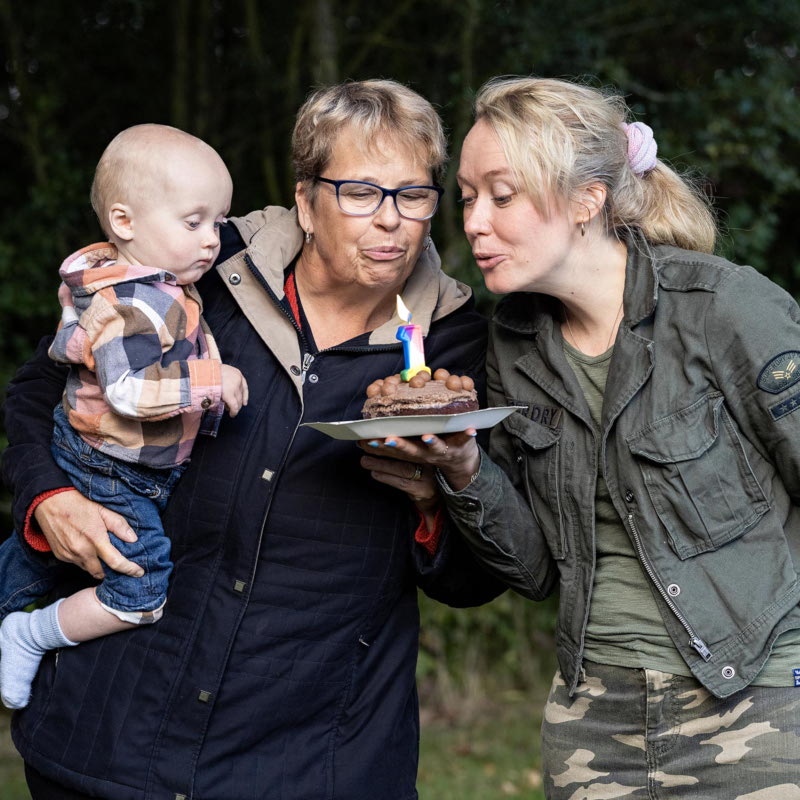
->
xmin=124 ymin=149 xmax=233 ymax=284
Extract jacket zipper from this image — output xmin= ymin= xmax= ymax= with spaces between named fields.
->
xmin=300 ymin=352 xmax=315 ymax=384
xmin=243 ymin=253 xmax=308 ymax=345
xmin=242 ymin=253 xmax=400 ymax=366
xmin=625 ymin=513 xmax=713 ymax=662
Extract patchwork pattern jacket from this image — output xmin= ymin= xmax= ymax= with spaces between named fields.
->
xmin=50 ymin=242 xmax=223 ymax=468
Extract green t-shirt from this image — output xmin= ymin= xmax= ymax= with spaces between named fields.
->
xmin=564 ymin=340 xmax=800 ymax=686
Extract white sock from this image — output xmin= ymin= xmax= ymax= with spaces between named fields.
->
xmin=0 ymin=599 xmax=77 ymax=709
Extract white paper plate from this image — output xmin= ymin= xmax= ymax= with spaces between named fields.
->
xmin=301 ymin=406 xmax=526 ymax=441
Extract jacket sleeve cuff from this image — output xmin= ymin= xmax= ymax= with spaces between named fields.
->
xmin=23 ymin=487 xmax=77 ymax=552
xmin=188 ymin=358 xmax=223 ymax=412
xmin=414 ymin=507 xmax=444 ymax=557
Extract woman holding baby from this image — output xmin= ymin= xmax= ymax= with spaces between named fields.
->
xmin=1 ymin=80 xmax=503 ymax=799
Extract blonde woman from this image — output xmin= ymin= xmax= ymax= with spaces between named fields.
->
xmin=364 ymin=77 xmax=800 ymax=796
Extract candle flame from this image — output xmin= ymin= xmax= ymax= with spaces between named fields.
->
xmin=396 ymin=295 xmax=412 ymax=323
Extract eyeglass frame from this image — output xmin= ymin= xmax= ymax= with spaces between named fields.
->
xmin=315 ymin=177 xmax=444 ymax=221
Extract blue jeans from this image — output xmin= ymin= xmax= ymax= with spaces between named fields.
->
xmin=0 ymin=406 xmax=184 ymax=621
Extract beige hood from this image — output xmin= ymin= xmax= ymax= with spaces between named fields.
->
xmin=216 ymin=205 xmax=475 ymax=393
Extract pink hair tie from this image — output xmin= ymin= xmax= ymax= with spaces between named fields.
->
xmin=623 ymin=121 xmax=658 ymax=176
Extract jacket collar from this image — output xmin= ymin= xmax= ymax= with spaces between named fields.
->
xmin=59 ymin=242 xmax=180 ymax=296
xmin=226 ymin=205 xmax=474 ymax=343
xmin=492 ymin=234 xmax=660 ymax=338
xmin=216 ymin=205 xmax=474 ymax=395
xmin=492 ymin=235 xmax=659 ymax=430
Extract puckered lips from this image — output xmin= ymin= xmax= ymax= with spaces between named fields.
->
xmin=473 ymin=251 xmax=506 ymax=270
xmin=363 ymin=244 xmax=406 ymax=261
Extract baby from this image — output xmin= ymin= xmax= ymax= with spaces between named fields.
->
xmin=0 ymin=124 xmax=247 ymax=708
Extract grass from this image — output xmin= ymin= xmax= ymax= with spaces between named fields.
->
xmin=0 ymin=690 xmax=549 ymax=800
xmin=418 ymin=690 xmax=547 ymax=800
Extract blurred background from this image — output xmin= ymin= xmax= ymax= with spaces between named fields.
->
xmin=0 ymin=1 xmax=798 ymax=797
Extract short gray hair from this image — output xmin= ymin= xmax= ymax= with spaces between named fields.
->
xmin=292 ymin=79 xmax=447 ymax=197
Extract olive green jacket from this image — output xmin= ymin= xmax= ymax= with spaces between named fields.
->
xmin=442 ymin=239 xmax=800 ymax=698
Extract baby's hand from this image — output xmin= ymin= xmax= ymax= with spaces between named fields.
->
xmin=57 ymin=281 xmax=74 ymax=309
xmin=220 ymin=364 xmax=249 ymax=417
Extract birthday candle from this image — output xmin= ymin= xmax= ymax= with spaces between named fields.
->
xmin=396 ymin=295 xmax=431 ymax=381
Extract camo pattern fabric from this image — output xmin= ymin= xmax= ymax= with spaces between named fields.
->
xmin=541 ymin=660 xmax=800 ymax=799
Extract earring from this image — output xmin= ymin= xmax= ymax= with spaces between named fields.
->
xmin=305 ymin=230 xmax=313 ymax=244
xmin=580 ymin=221 xmax=585 ymax=237
xmin=423 ymin=235 xmax=432 ymax=251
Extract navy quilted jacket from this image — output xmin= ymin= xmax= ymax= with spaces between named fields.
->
xmin=2 ymin=208 xmax=504 ymax=800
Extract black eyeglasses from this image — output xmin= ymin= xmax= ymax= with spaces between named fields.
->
xmin=315 ymin=177 xmax=444 ymax=221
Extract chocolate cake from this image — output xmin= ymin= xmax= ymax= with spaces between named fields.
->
xmin=362 ymin=369 xmax=478 ymax=419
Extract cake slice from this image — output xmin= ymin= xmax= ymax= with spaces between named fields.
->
xmin=362 ymin=369 xmax=478 ymax=419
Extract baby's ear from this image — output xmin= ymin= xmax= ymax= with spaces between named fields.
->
xmin=108 ymin=203 xmax=134 ymax=241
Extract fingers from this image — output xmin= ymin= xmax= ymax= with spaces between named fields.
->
xmin=95 ymin=540 xmax=144 ymax=578
xmin=97 ymin=508 xmax=144 ymax=577
xmin=221 ymin=365 xmax=248 ymax=417
xmin=358 ymin=437 xmax=417 ymax=462
xmin=52 ymin=533 xmax=107 ymax=580
xmin=79 ymin=555 xmax=106 ymax=581
xmin=224 ymin=385 xmax=244 ymax=417
xmin=230 ymin=376 xmax=248 ymax=417
xmin=360 ymin=455 xmax=437 ymax=502
xmin=420 ymin=429 xmax=478 ymax=448
xmin=226 ymin=399 xmax=241 ymax=417
xmin=81 ymin=558 xmax=106 ymax=581
xmin=33 ymin=489 xmax=144 ymax=579
xmin=360 ymin=455 xmax=426 ymax=483
xmin=359 ymin=430 xmax=479 ymax=468
xmin=57 ymin=281 xmax=73 ymax=306
xmin=99 ymin=507 xmax=137 ymax=543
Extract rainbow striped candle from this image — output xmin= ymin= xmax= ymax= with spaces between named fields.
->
xmin=396 ymin=295 xmax=431 ymax=381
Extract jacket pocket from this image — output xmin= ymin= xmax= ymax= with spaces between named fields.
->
xmin=502 ymin=410 xmax=567 ymax=559
xmin=627 ymin=393 xmax=769 ymax=559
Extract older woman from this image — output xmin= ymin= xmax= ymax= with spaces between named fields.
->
xmin=365 ymin=76 xmax=800 ymax=797
xmin=2 ymin=80 xmax=502 ymax=800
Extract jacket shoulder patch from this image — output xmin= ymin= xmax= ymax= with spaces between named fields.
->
xmin=757 ymin=351 xmax=800 ymax=394
xmin=769 ymin=391 xmax=800 ymax=421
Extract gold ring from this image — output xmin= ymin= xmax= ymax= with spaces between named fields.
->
xmin=411 ymin=465 xmax=423 ymax=481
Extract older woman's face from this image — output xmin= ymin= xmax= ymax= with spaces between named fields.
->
xmin=296 ymin=126 xmax=432 ymax=292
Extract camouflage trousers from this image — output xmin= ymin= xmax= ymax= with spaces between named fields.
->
xmin=541 ymin=661 xmax=800 ymax=799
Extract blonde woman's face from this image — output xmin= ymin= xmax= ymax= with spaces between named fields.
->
xmin=457 ymin=119 xmax=576 ymax=296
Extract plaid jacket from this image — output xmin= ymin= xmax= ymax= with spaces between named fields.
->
xmin=49 ymin=242 xmax=223 ymax=469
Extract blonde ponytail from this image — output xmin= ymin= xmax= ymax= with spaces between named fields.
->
xmin=624 ymin=163 xmax=716 ymax=253
xmin=474 ymin=76 xmax=717 ymax=253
